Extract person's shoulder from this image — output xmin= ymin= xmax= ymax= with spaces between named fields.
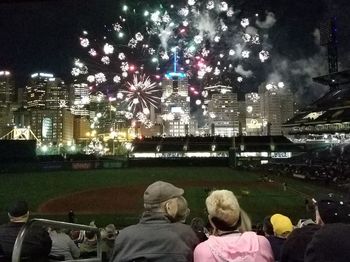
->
xmin=61 ymin=232 xmax=74 ymax=241
xmin=29 ymin=224 xmax=49 ymax=234
xmin=241 ymin=231 xmax=262 ymax=239
xmin=194 ymin=240 xmax=210 ymax=257
xmin=0 ymin=222 xmax=19 ymax=232
xmin=172 ymin=222 xmax=197 ymax=234
xmin=115 ymin=223 xmax=141 ymax=237
xmin=172 ymin=222 xmax=193 ymax=230
xmin=242 ymin=231 xmax=271 ymax=244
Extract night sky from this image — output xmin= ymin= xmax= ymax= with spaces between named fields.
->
xmin=0 ymin=0 xmax=349 ymax=104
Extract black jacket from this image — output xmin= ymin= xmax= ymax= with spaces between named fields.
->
xmin=0 ymin=222 xmax=52 ymax=262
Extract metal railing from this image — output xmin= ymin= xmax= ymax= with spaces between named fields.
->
xmin=12 ymin=218 xmax=102 ymax=262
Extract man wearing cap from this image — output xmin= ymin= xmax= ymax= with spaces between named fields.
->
xmin=0 ymin=200 xmax=52 ymax=261
xmin=110 ymin=181 xmax=199 ymax=262
xmin=313 ymin=193 xmax=350 ymax=225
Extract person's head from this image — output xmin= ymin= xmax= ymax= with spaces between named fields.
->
xmin=270 ymin=213 xmax=293 ymax=238
xmin=85 ymin=230 xmax=97 ymax=241
xmin=7 ymin=200 xmax=29 ymax=223
xmin=143 ymin=181 xmax=184 ymax=220
xmin=173 ymin=196 xmax=190 ymax=223
xmin=205 ymin=189 xmax=251 ymax=234
xmin=191 ymin=217 xmax=209 ymax=242
xmin=313 ymin=193 xmax=350 ymax=225
xmin=263 ymin=215 xmax=274 ymax=236
xmin=103 ymin=224 xmax=117 ymax=240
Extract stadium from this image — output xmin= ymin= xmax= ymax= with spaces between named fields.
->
xmin=1 ymin=1 xmax=350 ymax=261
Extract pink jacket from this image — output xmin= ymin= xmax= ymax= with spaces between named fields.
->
xmin=194 ymin=231 xmax=274 ymax=262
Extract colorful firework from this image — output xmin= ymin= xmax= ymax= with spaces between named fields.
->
xmin=72 ymin=1 xmax=274 ymax=87
xmin=71 ymin=1 xmax=276 ymax=126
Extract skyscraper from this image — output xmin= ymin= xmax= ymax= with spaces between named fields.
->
xmin=205 ymin=85 xmax=239 ymax=137
xmin=259 ymin=83 xmax=294 ymax=135
xmin=245 ymin=92 xmax=264 ymax=135
xmin=0 ymin=71 xmax=15 ymax=136
xmin=25 ymin=73 xmax=68 ymax=109
xmin=161 ymin=72 xmax=195 ymax=136
xmin=70 ymin=81 xmax=90 ymax=116
xmin=21 ymin=72 xmax=73 ymax=144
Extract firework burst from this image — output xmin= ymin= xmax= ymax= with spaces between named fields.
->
xmin=122 ymin=74 xmax=160 ymax=115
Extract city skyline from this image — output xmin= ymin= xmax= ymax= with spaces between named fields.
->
xmin=0 ymin=0 xmax=350 ymax=106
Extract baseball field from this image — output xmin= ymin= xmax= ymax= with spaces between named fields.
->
xmin=0 ymin=166 xmax=338 ymax=228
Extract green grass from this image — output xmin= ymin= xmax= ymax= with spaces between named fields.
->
xmin=0 ymin=167 xmax=340 ymax=227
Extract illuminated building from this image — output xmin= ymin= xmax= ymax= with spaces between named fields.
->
xmin=0 ymin=71 xmax=14 ymax=105
xmin=259 ymin=83 xmax=294 ymax=135
xmin=25 ymin=73 xmax=69 ymax=109
xmin=245 ymin=92 xmax=263 ymax=135
xmin=205 ymin=85 xmax=239 ymax=137
xmin=161 ymin=70 xmax=195 ymax=136
xmin=30 ymin=108 xmax=74 ymax=145
xmin=70 ymin=82 xmax=90 ymax=116
xmin=0 ymin=71 xmax=15 ymax=136
xmin=74 ymin=116 xmax=91 ymax=143
xmin=22 ymin=73 xmax=73 ymax=144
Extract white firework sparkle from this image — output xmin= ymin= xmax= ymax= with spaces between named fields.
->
xmin=122 ymin=74 xmax=160 ymax=114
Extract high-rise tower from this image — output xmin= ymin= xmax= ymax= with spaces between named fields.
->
xmin=205 ymin=85 xmax=239 ymax=137
xmin=21 ymin=73 xmax=73 ymax=145
xmin=160 ymin=49 xmax=196 ymax=136
xmin=0 ymin=71 xmax=15 ymax=136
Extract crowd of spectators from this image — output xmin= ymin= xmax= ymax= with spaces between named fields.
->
xmin=245 ymin=144 xmax=350 ymax=192
xmin=0 ymin=201 xmax=118 ymax=261
xmin=1 ymin=181 xmax=350 ymax=261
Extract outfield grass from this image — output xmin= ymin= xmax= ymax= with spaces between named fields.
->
xmin=0 ymin=167 xmax=340 ymax=227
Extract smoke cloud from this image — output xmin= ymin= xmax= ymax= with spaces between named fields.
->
xmin=256 ymin=12 xmax=276 ymax=29
xmin=235 ymin=64 xmax=253 ymax=78
xmin=194 ymin=12 xmax=217 ymax=41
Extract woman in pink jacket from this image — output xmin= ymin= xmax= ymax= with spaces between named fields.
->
xmin=194 ymin=190 xmax=274 ymax=262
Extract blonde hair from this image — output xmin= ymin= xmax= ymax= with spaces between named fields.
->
xmin=206 ymin=190 xmax=240 ymax=227
xmin=238 ymin=208 xmax=252 ymax=232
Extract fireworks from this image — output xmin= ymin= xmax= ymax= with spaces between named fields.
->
xmin=72 ymin=1 xmax=274 ymax=86
xmin=247 ymin=92 xmax=260 ymax=103
xmin=122 ymin=74 xmax=160 ymax=115
xmin=72 ymin=1 xmax=276 ymax=128
xmin=266 ymin=82 xmax=285 ymax=91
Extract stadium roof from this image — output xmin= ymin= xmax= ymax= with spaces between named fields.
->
xmin=132 ymin=136 xmax=304 ymax=153
xmin=284 ymin=69 xmax=350 ymax=129
xmin=313 ymin=70 xmax=350 ymax=86
xmin=283 ymin=106 xmax=350 ymax=127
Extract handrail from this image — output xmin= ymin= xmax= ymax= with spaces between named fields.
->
xmin=12 ymin=218 xmax=102 ymax=262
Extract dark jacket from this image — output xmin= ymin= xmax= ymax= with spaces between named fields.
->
xmin=110 ymin=211 xmax=199 ymax=262
xmin=266 ymin=235 xmax=286 ymax=261
xmin=0 ymin=222 xmax=52 ymax=262
xmin=305 ymin=223 xmax=350 ymax=262
xmin=280 ymin=224 xmax=321 ymax=262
